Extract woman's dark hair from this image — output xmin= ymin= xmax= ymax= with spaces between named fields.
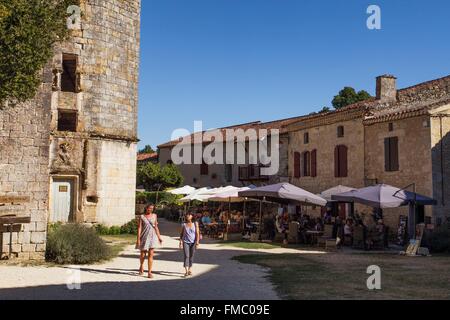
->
xmin=144 ymin=203 xmax=155 ymax=213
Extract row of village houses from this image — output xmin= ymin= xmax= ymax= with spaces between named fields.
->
xmin=156 ymin=74 xmax=450 ymax=229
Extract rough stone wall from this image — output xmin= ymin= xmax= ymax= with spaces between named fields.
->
xmin=430 ymin=111 xmax=450 ymax=224
xmin=364 ymin=115 xmax=433 ymax=229
xmin=0 ymin=68 xmax=52 ymax=260
xmin=158 ymin=133 xmax=289 ymax=188
xmin=288 ymin=118 xmax=366 ymax=194
xmin=48 ymin=0 xmax=141 ymax=226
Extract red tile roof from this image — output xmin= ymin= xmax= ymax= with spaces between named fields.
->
xmin=137 ymin=153 xmax=158 ymax=161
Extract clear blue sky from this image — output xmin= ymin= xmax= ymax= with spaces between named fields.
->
xmin=138 ymin=0 xmax=450 ymax=149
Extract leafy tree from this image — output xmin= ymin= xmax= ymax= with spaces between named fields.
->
xmin=138 ymin=145 xmax=155 ymax=154
xmin=137 ymin=162 xmax=183 ymax=191
xmin=332 ymin=87 xmax=372 ymax=109
xmin=160 ymin=164 xmax=184 ymax=188
xmin=0 ymin=0 xmax=79 ymax=106
xmin=319 ymin=106 xmax=330 ymax=113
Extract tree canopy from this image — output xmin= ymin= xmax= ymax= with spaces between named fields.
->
xmin=331 ymin=87 xmax=372 ymax=109
xmin=0 ymin=0 xmax=78 ymax=106
xmin=137 ymin=162 xmax=183 ymax=191
xmin=138 ymin=145 xmax=155 ymax=154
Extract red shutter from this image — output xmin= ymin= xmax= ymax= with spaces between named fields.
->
xmin=294 ymin=152 xmax=300 ymax=178
xmin=311 ymin=149 xmax=317 ymax=177
xmin=384 ymin=138 xmax=390 ymax=171
xmin=390 ymin=137 xmax=399 ymax=171
xmin=334 ymin=146 xmax=339 ymax=177
xmin=339 ymin=145 xmax=348 ymax=177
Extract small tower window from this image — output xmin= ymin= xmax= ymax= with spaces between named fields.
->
xmin=304 ymin=132 xmax=309 ymax=144
xmin=388 ymin=123 xmax=394 ymax=132
xmin=58 ymin=110 xmax=78 ymax=132
xmin=337 ymin=126 xmax=344 ymax=138
xmin=61 ymin=54 xmax=78 ymax=93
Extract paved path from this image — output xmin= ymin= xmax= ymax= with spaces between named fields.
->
xmin=0 ymin=219 xmax=286 ymax=300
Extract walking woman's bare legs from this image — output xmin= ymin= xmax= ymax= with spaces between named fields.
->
xmin=139 ymin=251 xmax=146 ymax=275
xmin=148 ymin=249 xmax=154 ymax=278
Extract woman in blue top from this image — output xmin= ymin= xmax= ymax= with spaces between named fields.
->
xmin=179 ymin=212 xmax=200 ymax=277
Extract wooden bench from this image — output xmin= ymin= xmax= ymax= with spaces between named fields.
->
xmin=0 ymin=196 xmax=31 ymax=259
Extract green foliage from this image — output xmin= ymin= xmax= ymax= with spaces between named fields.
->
xmin=138 ymin=145 xmax=155 ymax=154
xmin=156 ymin=207 xmax=180 ymax=221
xmin=429 ymin=224 xmax=450 ymax=253
xmin=95 ymin=219 xmax=139 ymax=236
xmin=331 ymin=87 xmax=372 ymax=109
xmin=46 ymin=223 xmax=112 ymax=264
xmin=0 ymin=0 xmax=79 ymax=105
xmin=319 ymin=106 xmax=330 ymax=113
xmin=137 ymin=162 xmax=183 ymax=191
xmin=120 ymin=218 xmax=139 ymax=235
xmin=136 ymin=191 xmax=182 ymax=206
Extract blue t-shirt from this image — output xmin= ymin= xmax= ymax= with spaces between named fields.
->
xmin=202 ymin=216 xmax=212 ymax=225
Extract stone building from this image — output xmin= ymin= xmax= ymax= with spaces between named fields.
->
xmin=287 ymin=74 xmax=450 ymax=230
xmin=0 ymin=0 xmax=141 ymax=259
xmin=158 ymin=117 xmax=306 ymax=188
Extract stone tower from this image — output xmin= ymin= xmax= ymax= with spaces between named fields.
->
xmin=48 ymin=0 xmax=141 ymax=226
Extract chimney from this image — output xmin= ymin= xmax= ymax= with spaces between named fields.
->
xmin=376 ymin=75 xmax=397 ymax=102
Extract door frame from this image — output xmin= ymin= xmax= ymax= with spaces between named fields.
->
xmin=49 ymin=175 xmax=79 ymax=223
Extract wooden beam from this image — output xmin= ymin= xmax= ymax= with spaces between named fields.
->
xmin=0 ymin=216 xmax=31 ymax=225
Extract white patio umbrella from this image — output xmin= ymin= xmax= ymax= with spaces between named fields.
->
xmin=318 ymin=185 xmax=357 ymax=202
xmin=168 ymin=185 xmax=196 ymax=195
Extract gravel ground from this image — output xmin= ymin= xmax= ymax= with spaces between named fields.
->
xmin=0 ymin=219 xmax=284 ymax=300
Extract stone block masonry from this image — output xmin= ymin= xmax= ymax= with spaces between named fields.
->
xmin=0 ymin=72 xmax=52 ymax=260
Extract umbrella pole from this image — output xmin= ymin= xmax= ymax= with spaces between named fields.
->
xmin=243 ymin=200 xmax=247 ymax=231
xmin=258 ymin=198 xmax=264 ymax=241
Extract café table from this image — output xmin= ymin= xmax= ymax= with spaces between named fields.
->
xmin=306 ymin=230 xmax=324 ymax=246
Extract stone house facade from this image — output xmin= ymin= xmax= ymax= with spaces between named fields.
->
xmin=158 ymin=117 xmax=305 ymax=188
xmin=287 ymin=75 xmax=450 ymax=230
xmin=0 ymin=0 xmax=141 ymax=259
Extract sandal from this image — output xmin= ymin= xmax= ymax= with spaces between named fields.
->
xmin=148 ymin=273 xmax=154 ymax=279
xmin=188 ymin=270 xmax=193 ymax=276
xmin=139 ymin=269 xmax=144 ymax=276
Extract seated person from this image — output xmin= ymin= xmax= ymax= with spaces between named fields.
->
xmin=276 ymin=213 xmax=289 ymax=244
xmin=314 ymin=218 xmax=324 ymax=232
xmin=344 ymin=219 xmax=354 ymax=245
xmin=201 ymin=214 xmax=212 ymax=225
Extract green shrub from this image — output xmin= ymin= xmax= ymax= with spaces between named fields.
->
xmin=94 ymin=224 xmax=110 ymax=235
xmin=46 ymin=224 xmax=112 ymax=264
xmin=429 ymin=224 xmax=450 ymax=253
xmin=120 ymin=218 xmax=139 ymax=235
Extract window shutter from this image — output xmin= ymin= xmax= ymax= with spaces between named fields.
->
xmin=390 ymin=137 xmax=399 ymax=171
xmin=334 ymin=146 xmax=339 ymax=177
xmin=339 ymin=145 xmax=348 ymax=177
xmin=311 ymin=149 xmax=317 ymax=177
xmin=294 ymin=152 xmax=301 ymax=178
xmin=384 ymin=138 xmax=390 ymax=171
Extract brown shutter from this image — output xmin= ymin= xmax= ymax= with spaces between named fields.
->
xmin=390 ymin=137 xmax=399 ymax=171
xmin=294 ymin=152 xmax=300 ymax=178
xmin=384 ymin=138 xmax=390 ymax=171
xmin=334 ymin=146 xmax=339 ymax=177
xmin=311 ymin=149 xmax=317 ymax=177
xmin=339 ymin=145 xmax=348 ymax=177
